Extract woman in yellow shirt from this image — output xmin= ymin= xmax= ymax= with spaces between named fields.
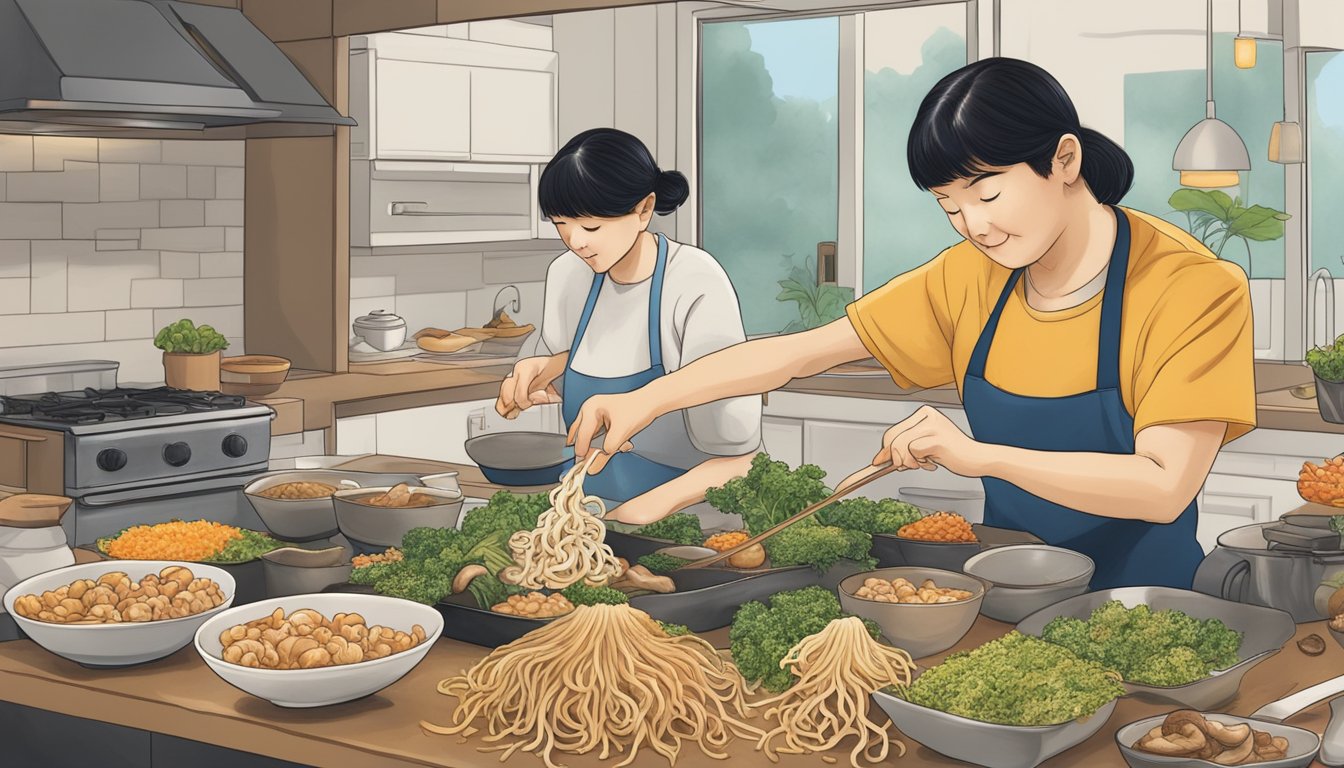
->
xmin=563 ymin=58 xmax=1257 ymax=590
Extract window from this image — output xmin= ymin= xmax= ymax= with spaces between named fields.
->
xmin=1308 ymin=51 xmax=1344 ymax=280
xmin=699 ymin=4 xmax=972 ymax=336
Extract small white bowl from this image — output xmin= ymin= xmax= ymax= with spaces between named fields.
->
xmin=3 ymin=561 xmax=236 ymax=667
xmin=194 ymin=593 xmax=444 ymax=708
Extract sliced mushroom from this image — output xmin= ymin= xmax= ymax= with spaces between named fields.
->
xmin=452 ymin=564 xmax=488 ymax=594
xmin=1210 ymin=734 xmax=1255 ymax=765
xmin=1205 ymin=719 xmax=1253 ymax=748
xmin=1162 ymin=710 xmax=1210 ymax=737
xmin=1139 ymin=724 xmax=1207 ymax=756
xmin=611 ymin=565 xmax=675 ymax=594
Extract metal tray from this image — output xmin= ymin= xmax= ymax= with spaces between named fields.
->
xmin=1015 ymin=587 xmax=1296 ymax=709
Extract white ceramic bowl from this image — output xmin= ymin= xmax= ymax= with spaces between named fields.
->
xmin=3 ymin=561 xmax=236 ymax=667
xmin=333 ymin=485 xmax=465 ymax=548
xmin=194 ymin=593 xmax=444 ymax=708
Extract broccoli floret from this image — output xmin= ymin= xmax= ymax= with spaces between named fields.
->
xmin=561 ymin=583 xmax=629 ymax=606
xmin=637 ymin=553 xmax=691 ymax=574
xmin=635 ymin=514 xmax=704 ymax=546
xmin=373 ymin=564 xmax=453 ymax=605
xmin=1040 ymin=616 xmax=1092 ymax=656
xmin=400 ymin=526 xmax=463 ymax=562
xmin=763 ymin=521 xmax=874 ymax=572
xmin=1128 ymin=646 xmax=1210 ymax=687
xmin=1193 ymin=618 xmax=1243 ymax=670
xmin=658 ymin=621 xmax=692 ymax=637
xmin=818 ymin=498 xmax=924 ymax=535
xmin=705 ymin=453 xmax=832 ymax=535
xmin=730 ymin=586 xmax=880 ymax=693
xmin=349 ymin=560 xmax=404 ymax=586
xmin=461 ymin=491 xmax=551 ymax=542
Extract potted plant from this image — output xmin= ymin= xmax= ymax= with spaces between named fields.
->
xmin=1307 ymin=335 xmax=1344 ymax=424
xmin=155 ymin=319 xmax=229 ymax=391
xmin=1167 ymin=188 xmax=1290 ymax=277
xmin=777 ymin=255 xmax=855 ymax=334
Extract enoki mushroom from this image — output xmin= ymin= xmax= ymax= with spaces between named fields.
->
xmin=500 ymin=455 xmax=623 ymax=590
xmin=753 ymin=617 xmax=916 ymax=768
xmin=421 ymin=604 xmax=764 ymax=768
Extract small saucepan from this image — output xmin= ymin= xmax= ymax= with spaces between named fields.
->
xmin=464 ymin=432 xmax=567 ymax=487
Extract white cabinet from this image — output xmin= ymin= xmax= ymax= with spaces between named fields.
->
xmin=374 ymin=60 xmax=471 ymax=160
xmin=761 ymin=416 xmax=803 ymax=469
xmin=470 ymin=68 xmax=556 ymax=162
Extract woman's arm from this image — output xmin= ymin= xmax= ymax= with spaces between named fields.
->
xmin=605 ymin=453 xmax=755 ymax=525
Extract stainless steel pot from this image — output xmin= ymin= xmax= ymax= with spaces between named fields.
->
xmin=1193 ymin=521 xmax=1344 ymax=623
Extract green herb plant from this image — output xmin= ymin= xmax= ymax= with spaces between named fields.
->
xmin=1168 ymin=188 xmax=1290 ymax=278
xmin=154 ymin=319 xmax=229 ymax=354
xmin=1307 ymin=335 xmax=1344 ymax=383
xmin=777 ymin=255 xmax=855 ymax=334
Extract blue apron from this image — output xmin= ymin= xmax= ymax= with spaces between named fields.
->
xmin=961 ymin=206 xmax=1203 ymax=590
xmin=558 ymin=233 xmax=686 ymax=503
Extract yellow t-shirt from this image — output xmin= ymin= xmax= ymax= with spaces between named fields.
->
xmin=845 ymin=207 xmax=1256 ymax=444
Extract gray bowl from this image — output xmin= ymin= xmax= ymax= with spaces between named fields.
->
xmin=871 ymin=688 xmax=1117 ymax=768
xmin=1115 ymin=713 xmax=1320 ymax=768
xmin=892 ymin=537 xmax=982 ymax=572
xmin=837 ymin=567 xmax=986 ymax=659
xmin=244 ymin=469 xmax=424 ymax=541
xmin=260 ymin=545 xmax=354 ymax=598
xmin=962 ymin=545 xmax=1094 ymax=623
xmin=333 ymin=485 xmax=465 ymax=548
xmin=1016 ymin=587 xmax=1297 ymax=709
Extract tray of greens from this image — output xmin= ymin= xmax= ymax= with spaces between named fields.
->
xmin=95 ymin=521 xmax=295 ymax=565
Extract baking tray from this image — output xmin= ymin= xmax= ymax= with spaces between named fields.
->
xmin=1015 ymin=587 xmax=1296 ymax=709
xmin=630 ymin=564 xmax=833 ymax=632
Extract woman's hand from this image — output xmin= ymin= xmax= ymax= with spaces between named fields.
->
xmin=496 ymin=355 xmax=564 ymax=419
xmin=567 ymin=392 xmax=653 ymax=473
xmin=872 ymin=405 xmax=989 ymax=478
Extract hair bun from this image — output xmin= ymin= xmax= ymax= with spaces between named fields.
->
xmin=653 ymin=169 xmax=690 ymax=215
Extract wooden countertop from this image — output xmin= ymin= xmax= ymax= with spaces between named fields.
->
xmin=0 ymin=617 xmax=1336 ymax=767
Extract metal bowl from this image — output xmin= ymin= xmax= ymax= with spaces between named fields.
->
xmin=332 ymin=486 xmax=465 ymax=548
xmin=260 ymin=545 xmax=353 ymax=598
xmin=962 ymin=545 xmax=1094 ymax=623
xmin=893 ymin=538 xmax=982 ymax=572
xmin=463 ymin=432 xmax=566 ymax=486
xmin=871 ymin=688 xmax=1117 ymax=768
xmin=1115 ymin=713 xmax=1321 ymax=768
xmin=1016 ymin=587 xmax=1297 ymax=709
xmin=837 ymin=567 xmax=987 ymax=659
xmin=244 ymin=469 xmax=424 ymax=542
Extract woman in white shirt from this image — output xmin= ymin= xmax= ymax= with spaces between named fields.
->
xmin=496 ymin=128 xmax=761 ymax=527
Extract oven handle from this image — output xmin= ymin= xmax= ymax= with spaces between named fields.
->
xmin=0 ymin=429 xmax=47 ymax=442
xmin=78 ymin=474 xmax=257 ymax=507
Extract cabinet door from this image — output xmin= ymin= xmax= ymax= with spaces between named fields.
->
xmin=376 ymin=59 xmax=472 ymax=160
xmin=761 ymin=417 xmax=803 ymax=469
xmin=470 ymin=67 xmax=556 ymax=161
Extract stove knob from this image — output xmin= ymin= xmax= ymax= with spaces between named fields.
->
xmin=222 ymin=434 xmax=248 ymax=458
xmin=163 ymin=442 xmax=192 ymax=467
xmin=96 ymin=448 xmax=127 ymax=472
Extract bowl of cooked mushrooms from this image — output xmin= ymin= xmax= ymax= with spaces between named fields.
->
xmin=194 ymin=592 xmax=443 ymax=707
xmin=332 ymin=484 xmax=464 ymax=548
xmin=1115 ymin=710 xmax=1319 ymax=768
xmin=4 ymin=561 xmax=235 ymax=667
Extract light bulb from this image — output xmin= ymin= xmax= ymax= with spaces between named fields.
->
xmin=1180 ymin=170 xmax=1242 ymax=188
xmin=1234 ymin=37 xmax=1257 ymax=69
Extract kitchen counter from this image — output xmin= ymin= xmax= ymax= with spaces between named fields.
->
xmin=0 ymin=617 xmax=1337 ymax=767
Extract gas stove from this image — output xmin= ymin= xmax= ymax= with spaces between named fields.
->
xmin=0 ymin=387 xmax=275 ymax=544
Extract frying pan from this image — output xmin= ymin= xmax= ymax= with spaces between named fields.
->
xmin=464 ymin=431 xmax=567 ymax=486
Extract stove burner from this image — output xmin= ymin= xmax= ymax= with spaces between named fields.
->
xmin=0 ymin=387 xmax=247 ymax=424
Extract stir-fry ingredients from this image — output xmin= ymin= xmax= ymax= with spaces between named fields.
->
xmin=421 ymin=604 xmax=762 ymax=768
xmin=753 ymin=617 xmax=916 ymax=767
xmin=491 ymin=592 xmax=574 ymax=618
xmin=633 ymin=513 xmax=705 ymax=546
xmin=100 ymin=521 xmax=285 ymax=563
xmin=350 ymin=527 xmax=515 ymax=608
xmin=255 ymin=481 xmax=338 ymax=500
xmin=705 ymin=531 xmax=751 ymax=551
xmin=764 ymin=523 xmax=874 ymax=572
xmin=1132 ymin=711 xmax=1290 ymax=765
xmin=852 ymin=576 xmax=974 ymax=604
xmin=816 ymin=498 xmax=924 ymax=535
xmin=351 ymin=547 xmax=402 ymax=569
xmin=731 ymin=586 xmax=880 ymax=693
xmin=14 ymin=567 xmax=226 ymax=624
xmin=1040 ymin=601 xmax=1243 ymax=686
xmin=897 ymin=631 xmax=1125 ymax=726
xmin=351 ymin=483 xmax=443 ymax=508
xmin=216 ymin=608 xmax=427 ymax=669
xmin=461 ymin=491 xmax=551 ymax=542
xmin=1299 ymin=457 xmax=1344 ymax=505
xmin=896 ymin=512 xmax=977 ymax=542
xmin=500 ymin=461 xmax=623 ymax=590
xmin=636 ymin=553 xmax=691 ymax=574
xmin=702 ymin=531 xmax=768 ymax=568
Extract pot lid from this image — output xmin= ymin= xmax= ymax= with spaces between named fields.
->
xmin=353 ymin=310 xmax=405 ymax=329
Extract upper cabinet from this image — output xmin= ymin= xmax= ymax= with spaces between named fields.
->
xmin=351 ymin=23 xmax=559 ymax=164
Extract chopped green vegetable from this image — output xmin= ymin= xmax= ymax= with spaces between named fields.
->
xmin=817 ymin=497 xmax=924 ymax=535
xmin=658 ymin=621 xmax=692 ymax=637
xmin=349 ymin=560 xmax=404 ymax=586
xmin=763 ymin=520 xmax=875 ymax=572
xmin=561 ymin=583 xmax=629 ymax=606
xmin=634 ymin=513 xmax=704 ymax=546
xmin=465 ymin=571 xmax=514 ymax=610
xmin=461 ymin=491 xmax=551 ymax=541
xmin=897 ymin=631 xmax=1124 ymax=726
xmin=705 ymin=453 xmax=831 ymax=535
xmin=374 ymin=560 xmax=454 ymax=605
xmin=1039 ymin=601 xmax=1243 ymax=686
xmin=1308 ymin=336 xmax=1344 ymax=383
xmin=401 ymin=526 xmax=463 ymax=562
xmin=637 ymin=553 xmax=691 ymax=574
xmin=730 ymin=586 xmax=880 ymax=693
xmin=153 ymin=318 xmax=228 ymax=354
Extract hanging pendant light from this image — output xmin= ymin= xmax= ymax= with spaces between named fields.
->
xmin=1173 ymin=0 xmax=1251 ymax=188
xmin=1234 ymin=0 xmax=1256 ymax=68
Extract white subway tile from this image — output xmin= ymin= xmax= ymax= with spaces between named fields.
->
xmin=0 ymin=204 xmax=61 ymax=239
xmin=32 ymin=138 xmax=96 ymax=172
xmin=29 ymin=241 xmax=70 ymax=313
xmin=95 ymin=241 xmax=140 ymax=252
xmin=160 ymin=200 xmax=205 ymax=227
xmin=184 ymin=277 xmax=243 ymax=307
xmin=225 ymin=227 xmax=244 ymax=252
xmin=0 ymin=278 xmax=29 ymax=315
xmin=365 ymin=252 xmax=484 ymax=294
xmin=131 ymin=279 xmax=184 ymax=308
xmin=95 ymin=229 xmax=142 ymax=241
xmin=64 ymin=201 xmax=158 ymax=238
xmin=0 ymin=312 xmax=103 ymax=345
xmin=225 ymin=337 xmax=244 ymax=356
xmin=395 ymin=292 xmax=468 ymax=336
xmin=161 ymin=305 xmax=242 ymax=338
xmin=204 ymin=199 xmax=242 ymax=226
xmin=483 ymin=251 xmax=556 ymax=285
xmin=161 ymin=140 xmax=244 ymax=167
xmin=199 ymin=252 xmax=243 ymax=278
xmin=160 ymin=252 xmax=200 ymax=279
xmin=140 ymin=227 xmax=225 ymax=253
xmin=351 ymin=276 xmax=396 ymax=299
xmin=139 ymin=165 xmax=187 ymax=199
xmin=6 ymin=161 xmax=100 ymax=203
xmin=99 ymin=163 xmax=139 ymax=202
xmin=105 ymin=309 xmax=155 ymax=341
xmin=68 ymin=246 xmax=159 ymax=312
xmin=0 ymin=136 xmax=33 ymax=172
xmin=98 ymin=140 xmax=160 ymax=164
xmin=216 ymin=167 xmax=244 ymax=200
xmin=0 ymin=241 xmax=29 ymax=278
xmin=188 ymin=166 xmax=216 ymax=200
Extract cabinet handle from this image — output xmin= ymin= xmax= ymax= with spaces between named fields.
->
xmin=389 ymin=201 xmax=502 ymax=217
xmin=0 ymin=430 xmax=46 ymax=443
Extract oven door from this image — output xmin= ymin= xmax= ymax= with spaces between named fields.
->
xmin=70 ymin=471 xmax=267 ymax=546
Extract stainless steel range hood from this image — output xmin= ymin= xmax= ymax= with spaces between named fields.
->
xmin=0 ymin=0 xmax=355 ymax=134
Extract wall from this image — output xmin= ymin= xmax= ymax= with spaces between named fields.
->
xmin=0 ymin=136 xmax=244 ymax=386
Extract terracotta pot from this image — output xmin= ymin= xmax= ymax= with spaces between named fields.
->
xmin=163 ymin=351 xmax=221 ymax=391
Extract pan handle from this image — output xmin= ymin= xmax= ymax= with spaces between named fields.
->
xmin=1222 ymin=558 xmax=1251 ymax=603
xmin=1251 ymin=674 xmax=1344 ymax=722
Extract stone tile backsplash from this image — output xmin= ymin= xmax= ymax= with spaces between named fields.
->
xmin=0 ymin=136 xmax=244 ymax=386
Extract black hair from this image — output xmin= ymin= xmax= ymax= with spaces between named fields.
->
xmin=538 ymin=128 xmax=690 ymax=219
xmin=908 ymin=58 xmax=1134 ymax=205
